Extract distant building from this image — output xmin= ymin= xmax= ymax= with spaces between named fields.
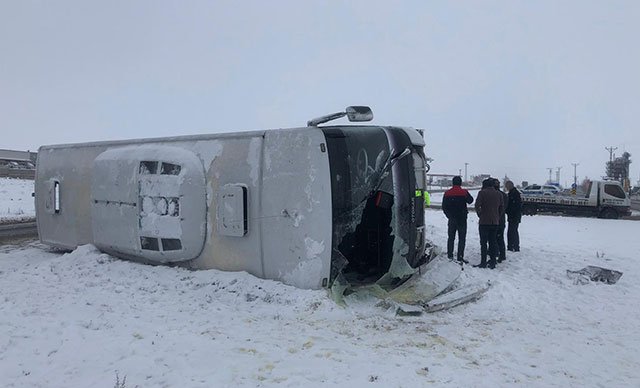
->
xmin=0 ymin=149 xmax=37 ymax=173
xmin=0 ymin=149 xmax=37 ymax=162
xmin=427 ymin=173 xmax=457 ymax=187
xmin=606 ymin=151 xmax=631 ymax=188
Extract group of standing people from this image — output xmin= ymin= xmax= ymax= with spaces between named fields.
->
xmin=442 ymin=176 xmax=522 ymax=269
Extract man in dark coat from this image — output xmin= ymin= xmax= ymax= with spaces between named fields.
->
xmin=493 ymin=179 xmax=508 ymax=263
xmin=505 ymin=180 xmax=522 ymax=251
xmin=442 ymin=176 xmax=474 ymax=264
xmin=474 ymin=178 xmax=504 ymax=269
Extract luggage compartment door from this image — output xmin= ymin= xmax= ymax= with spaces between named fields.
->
xmin=91 ymin=145 xmax=207 ymax=262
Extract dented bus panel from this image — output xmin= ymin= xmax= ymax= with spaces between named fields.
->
xmin=35 ymin=108 xmax=428 ymax=290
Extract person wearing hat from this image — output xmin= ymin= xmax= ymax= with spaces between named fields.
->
xmin=505 ymin=180 xmax=522 ymax=252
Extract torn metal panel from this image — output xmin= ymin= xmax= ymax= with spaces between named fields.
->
xmin=424 ymin=282 xmax=491 ymax=313
xmin=341 ymin=255 xmax=491 ymax=314
xmin=567 ymin=266 xmax=623 ymax=285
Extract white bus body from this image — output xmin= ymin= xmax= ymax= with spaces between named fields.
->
xmin=36 ymin=112 xmax=428 ymax=290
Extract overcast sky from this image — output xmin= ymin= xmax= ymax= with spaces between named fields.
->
xmin=1 ymin=0 xmax=639 ymax=185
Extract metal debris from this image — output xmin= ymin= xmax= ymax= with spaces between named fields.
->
xmin=567 ymin=266 xmax=623 ymax=285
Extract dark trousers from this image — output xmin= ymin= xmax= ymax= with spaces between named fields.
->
xmin=479 ymin=224 xmax=498 ymax=267
xmin=447 ymin=217 xmax=467 ymax=260
xmin=497 ymin=223 xmax=506 ymax=262
xmin=507 ymin=221 xmax=520 ymax=251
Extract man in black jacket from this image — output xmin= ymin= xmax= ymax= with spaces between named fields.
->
xmin=442 ymin=176 xmax=474 ymax=264
xmin=494 ymin=179 xmax=508 ymax=263
xmin=505 ymin=180 xmax=522 ymax=251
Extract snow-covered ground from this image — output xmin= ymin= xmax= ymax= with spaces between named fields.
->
xmin=1 ymin=212 xmax=639 ymax=387
xmin=0 ymin=178 xmax=35 ymax=222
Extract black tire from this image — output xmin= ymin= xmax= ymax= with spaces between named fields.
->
xmin=600 ymin=208 xmax=618 ymax=219
xmin=522 ymin=204 xmax=536 ymax=216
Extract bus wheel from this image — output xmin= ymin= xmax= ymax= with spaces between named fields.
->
xmin=600 ymin=208 xmax=618 ymax=219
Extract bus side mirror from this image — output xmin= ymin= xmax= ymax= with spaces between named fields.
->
xmin=346 ymin=106 xmax=373 ymax=122
xmin=307 ymin=105 xmax=373 ymax=126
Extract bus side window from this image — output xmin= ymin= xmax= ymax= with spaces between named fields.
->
xmin=47 ymin=179 xmax=61 ymax=214
xmin=54 ymin=181 xmax=60 ymax=213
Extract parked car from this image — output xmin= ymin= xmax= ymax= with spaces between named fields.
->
xmin=521 ymin=184 xmax=561 ymax=196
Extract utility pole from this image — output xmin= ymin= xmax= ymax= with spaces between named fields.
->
xmin=546 ymin=168 xmax=553 ymax=184
xmin=458 ymin=168 xmax=462 ymax=177
xmin=571 ymin=163 xmax=579 ymax=187
xmin=605 ymin=146 xmax=618 ymax=162
xmin=464 ymin=162 xmax=469 ymax=184
xmin=555 ymin=167 xmax=562 ymax=185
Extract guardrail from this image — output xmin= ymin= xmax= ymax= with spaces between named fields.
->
xmin=0 ymin=220 xmax=38 ymax=242
xmin=426 ymin=205 xmax=640 ymax=220
xmin=0 ymin=168 xmax=35 ymax=179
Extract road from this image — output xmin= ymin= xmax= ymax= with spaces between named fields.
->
xmin=0 ymin=219 xmax=38 ymax=243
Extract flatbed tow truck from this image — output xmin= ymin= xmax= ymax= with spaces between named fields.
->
xmin=522 ymin=180 xmax=631 ymax=219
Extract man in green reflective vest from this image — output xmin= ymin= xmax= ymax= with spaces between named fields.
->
xmin=416 ymin=189 xmax=431 ymax=208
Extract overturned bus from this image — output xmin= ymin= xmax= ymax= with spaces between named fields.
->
xmin=35 ymin=106 xmax=432 ymax=292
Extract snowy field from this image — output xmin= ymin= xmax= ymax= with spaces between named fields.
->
xmin=0 ymin=178 xmax=35 ymax=222
xmin=1 ymin=211 xmax=640 ymax=387
xmin=430 ymin=189 xmax=480 ymax=205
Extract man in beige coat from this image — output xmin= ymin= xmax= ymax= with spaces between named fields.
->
xmin=474 ymin=178 xmax=504 ymax=269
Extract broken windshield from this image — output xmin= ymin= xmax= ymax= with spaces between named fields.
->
xmin=322 ymin=126 xmax=425 ymax=286
xmin=322 ymin=127 xmax=391 ymax=282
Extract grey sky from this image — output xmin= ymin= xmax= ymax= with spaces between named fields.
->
xmin=1 ymin=0 xmax=639 ymax=185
